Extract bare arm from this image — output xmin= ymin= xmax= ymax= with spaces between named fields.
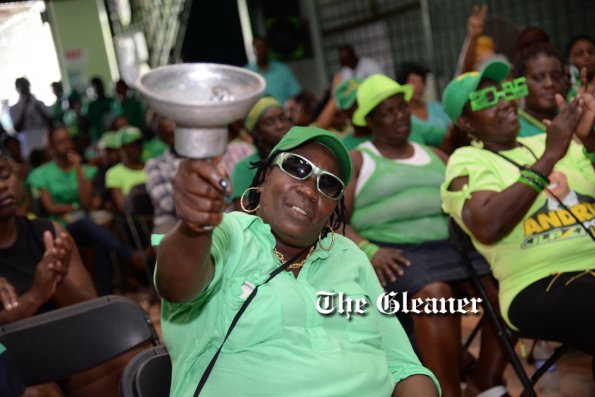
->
xmin=110 ymin=187 xmax=125 ymax=213
xmin=155 ymin=159 xmax=229 ymax=303
xmin=392 ymin=375 xmax=440 ymax=397
xmin=450 ymin=98 xmax=584 ymax=244
xmin=39 ymin=189 xmax=75 ymax=215
xmin=343 ymin=150 xmax=411 ymax=286
xmin=455 ymin=5 xmax=488 ymax=75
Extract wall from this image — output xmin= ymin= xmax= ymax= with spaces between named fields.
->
xmin=47 ymin=0 xmax=119 ymax=93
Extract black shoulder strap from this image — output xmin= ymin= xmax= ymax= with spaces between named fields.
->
xmin=193 ymin=249 xmax=308 ymax=396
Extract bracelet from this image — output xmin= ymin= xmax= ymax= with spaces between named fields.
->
xmin=359 ymin=240 xmax=380 ymax=260
xmin=583 ymin=147 xmax=595 ymax=162
xmin=520 ymin=172 xmax=548 ymax=190
xmin=517 ymin=176 xmax=544 ymax=193
xmin=521 ymin=169 xmax=549 ymax=187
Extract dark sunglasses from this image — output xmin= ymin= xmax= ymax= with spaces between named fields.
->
xmin=273 ymin=152 xmax=345 ymax=200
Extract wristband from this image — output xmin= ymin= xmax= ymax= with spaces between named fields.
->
xmin=359 ymin=241 xmax=380 ymax=260
xmin=517 ymin=176 xmax=544 ymax=193
xmin=521 ymin=169 xmax=549 ymax=187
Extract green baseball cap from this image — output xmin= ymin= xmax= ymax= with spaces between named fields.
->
xmin=352 ymin=74 xmax=413 ymax=127
xmin=119 ymin=126 xmax=143 ymax=145
xmin=442 ymin=60 xmax=510 ymax=122
xmin=98 ymin=131 xmax=121 ymax=150
xmin=269 ymin=126 xmax=352 ymax=186
xmin=335 ymin=78 xmax=363 ymax=110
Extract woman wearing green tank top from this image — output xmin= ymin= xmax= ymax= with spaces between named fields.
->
xmin=344 ymin=74 xmax=509 ymax=397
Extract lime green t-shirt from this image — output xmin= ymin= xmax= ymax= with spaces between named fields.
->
xmin=27 ymin=161 xmax=97 ymax=206
xmin=105 ymin=163 xmax=147 ymax=196
xmin=342 ymin=132 xmax=372 ymax=150
xmin=231 ymin=152 xmax=261 ymax=200
xmin=157 ymin=212 xmax=439 ymax=397
xmin=441 ymin=136 xmax=595 ymax=329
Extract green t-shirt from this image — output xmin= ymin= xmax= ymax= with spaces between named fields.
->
xmin=518 ymin=108 xmax=546 ymax=137
xmin=410 ymin=102 xmax=451 ymax=147
xmin=105 ymin=163 xmax=147 ymax=196
xmin=231 ymin=152 xmax=261 ymax=199
xmin=27 ymin=161 xmax=97 ymax=206
xmin=142 ymin=138 xmax=168 ymax=163
xmin=441 ymin=136 xmax=595 ymax=329
xmin=342 ymin=132 xmax=372 ymax=150
xmin=157 ymin=212 xmax=439 ymax=397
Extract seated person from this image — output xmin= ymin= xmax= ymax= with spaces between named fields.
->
xmin=106 ymin=127 xmax=147 ymax=213
xmin=27 ymin=127 xmax=142 ymax=295
xmin=92 ymin=131 xmax=122 ymax=210
xmin=0 ymin=152 xmax=96 ymax=396
xmin=142 ymin=115 xmax=171 ymax=162
xmin=441 ymin=61 xmax=595 ymax=357
xmin=154 ymin=126 xmax=440 ymax=396
xmin=343 ymin=74 xmax=508 ymax=397
xmin=231 ymin=97 xmax=292 ymax=210
xmin=145 ymin=117 xmax=183 ymax=235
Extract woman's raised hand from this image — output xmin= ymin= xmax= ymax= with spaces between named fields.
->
xmin=172 ymin=158 xmax=232 ymax=234
xmin=543 ymin=96 xmax=583 ymax=161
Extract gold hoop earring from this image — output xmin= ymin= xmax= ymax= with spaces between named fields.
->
xmin=240 ymin=187 xmax=260 ymax=213
xmin=318 ymin=227 xmax=335 ymax=251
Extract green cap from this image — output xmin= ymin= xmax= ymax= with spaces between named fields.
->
xmin=119 ymin=126 xmax=143 ymax=145
xmin=352 ymin=74 xmax=413 ymax=127
xmin=442 ymin=60 xmax=510 ymax=122
xmin=98 ymin=131 xmax=121 ymax=150
xmin=335 ymin=78 xmax=363 ymax=110
xmin=245 ymin=96 xmax=282 ymax=132
xmin=269 ymin=126 xmax=352 ymax=186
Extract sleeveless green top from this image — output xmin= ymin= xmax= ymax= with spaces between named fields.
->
xmin=351 ymin=142 xmax=448 ymax=244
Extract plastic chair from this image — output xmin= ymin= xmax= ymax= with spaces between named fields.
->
xmin=120 ymin=345 xmax=171 ymax=397
xmin=448 ymin=218 xmax=568 ymax=397
xmin=0 ymin=295 xmax=160 ymax=386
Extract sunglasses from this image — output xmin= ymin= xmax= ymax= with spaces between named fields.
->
xmin=273 ymin=152 xmax=345 ymax=200
xmin=469 ymin=77 xmax=528 ymax=111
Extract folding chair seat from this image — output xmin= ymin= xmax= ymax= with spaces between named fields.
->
xmin=120 ymin=345 xmax=171 ymax=397
xmin=0 ymin=295 xmax=160 ymax=386
xmin=448 ymin=218 xmax=568 ymax=397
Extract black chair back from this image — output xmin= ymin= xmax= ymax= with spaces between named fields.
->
xmin=120 ymin=345 xmax=171 ymax=397
xmin=0 ymin=295 xmax=160 ymax=386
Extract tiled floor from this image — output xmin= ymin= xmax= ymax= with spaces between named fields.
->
xmin=462 ymin=314 xmax=595 ymax=397
xmin=132 ymin=292 xmax=594 ymax=397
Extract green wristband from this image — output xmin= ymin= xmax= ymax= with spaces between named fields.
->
xmin=521 ymin=169 xmax=549 ymax=187
xmin=360 ymin=242 xmax=380 ymax=260
xmin=518 ymin=176 xmax=543 ymax=193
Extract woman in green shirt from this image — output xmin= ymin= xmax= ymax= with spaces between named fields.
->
xmin=155 ymin=126 xmax=440 ymax=397
xmin=441 ymin=62 xmax=595 ymax=357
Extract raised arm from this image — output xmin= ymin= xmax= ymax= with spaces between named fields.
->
xmin=449 ymin=99 xmax=584 ymax=244
xmin=155 ymin=159 xmax=230 ymax=303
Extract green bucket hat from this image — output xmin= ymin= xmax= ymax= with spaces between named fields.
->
xmin=335 ymin=78 xmax=363 ymax=110
xmin=98 ymin=131 xmax=121 ymax=150
xmin=352 ymin=74 xmax=413 ymax=127
xmin=269 ymin=126 xmax=352 ymax=186
xmin=442 ymin=60 xmax=510 ymax=122
xmin=118 ymin=126 xmax=143 ymax=145
xmin=245 ymin=96 xmax=282 ymax=133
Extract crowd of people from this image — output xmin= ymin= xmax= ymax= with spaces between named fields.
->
xmin=1 ymin=4 xmax=594 ymax=397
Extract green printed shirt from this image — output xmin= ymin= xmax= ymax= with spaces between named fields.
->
xmin=157 ymin=212 xmax=439 ymax=397
xmin=441 ymin=136 xmax=595 ymax=328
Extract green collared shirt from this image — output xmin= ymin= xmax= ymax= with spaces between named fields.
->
xmin=157 ymin=212 xmax=439 ymax=397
